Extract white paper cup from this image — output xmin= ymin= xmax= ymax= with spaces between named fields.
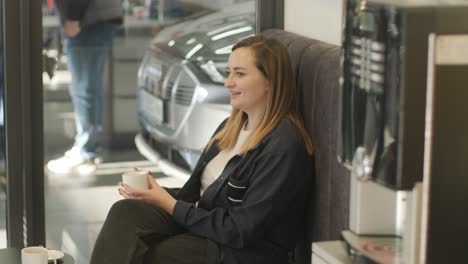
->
xmin=122 ymin=171 xmax=149 ymax=189
xmin=21 ymin=246 xmax=48 ymax=264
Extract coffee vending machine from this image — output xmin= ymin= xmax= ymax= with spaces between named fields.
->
xmin=337 ymin=0 xmax=468 ymax=263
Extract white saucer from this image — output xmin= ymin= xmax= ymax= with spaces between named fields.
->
xmin=48 ymin=250 xmax=65 ymax=260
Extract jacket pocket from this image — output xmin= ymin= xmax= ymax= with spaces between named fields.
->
xmin=227 ymin=176 xmax=248 ymax=206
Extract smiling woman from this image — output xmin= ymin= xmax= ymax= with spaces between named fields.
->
xmin=224 ymin=47 xmax=269 ymax=128
xmin=90 ymin=35 xmax=313 ymax=264
xmin=212 ymin=36 xmax=313 ymax=155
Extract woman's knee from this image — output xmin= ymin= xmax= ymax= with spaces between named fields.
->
xmin=108 ymin=199 xmax=146 ymax=219
xmin=144 ymin=234 xmax=207 ymax=264
xmin=107 ymin=199 xmax=169 ymax=224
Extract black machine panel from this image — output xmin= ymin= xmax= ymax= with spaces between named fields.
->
xmin=337 ymin=0 xmax=468 ymax=190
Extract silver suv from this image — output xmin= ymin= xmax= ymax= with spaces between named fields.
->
xmin=135 ymin=2 xmax=255 ymax=179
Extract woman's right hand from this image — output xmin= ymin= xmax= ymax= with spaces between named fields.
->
xmin=118 ymin=171 xmax=177 ymax=215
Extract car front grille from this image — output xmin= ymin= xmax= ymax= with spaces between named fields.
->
xmin=174 ymin=70 xmax=197 ymax=106
xmin=144 ymin=51 xmax=197 ymax=107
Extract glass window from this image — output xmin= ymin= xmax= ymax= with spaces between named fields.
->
xmin=0 ymin=0 xmax=6 ymax=249
xmin=42 ymin=0 xmax=256 ymax=263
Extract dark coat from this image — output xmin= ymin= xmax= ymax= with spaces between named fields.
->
xmin=54 ymin=0 xmax=122 ymax=27
xmin=172 ymin=118 xmax=312 ymax=264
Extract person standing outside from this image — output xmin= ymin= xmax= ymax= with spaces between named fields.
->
xmin=47 ymin=0 xmax=123 ymax=174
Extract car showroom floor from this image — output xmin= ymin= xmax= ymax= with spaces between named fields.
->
xmin=31 ymin=72 xmax=184 ymax=264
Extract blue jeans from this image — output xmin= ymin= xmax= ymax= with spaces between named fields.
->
xmin=64 ymin=23 xmax=120 ymax=159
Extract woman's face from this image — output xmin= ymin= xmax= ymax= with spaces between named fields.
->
xmin=225 ymin=47 xmax=269 ymax=115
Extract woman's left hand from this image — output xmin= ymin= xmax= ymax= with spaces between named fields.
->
xmin=118 ymin=172 xmax=177 ymax=215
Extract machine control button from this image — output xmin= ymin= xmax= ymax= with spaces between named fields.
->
xmin=352 ymin=147 xmax=373 ymax=181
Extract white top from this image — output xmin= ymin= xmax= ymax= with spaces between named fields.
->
xmin=200 ymin=128 xmax=251 ymax=196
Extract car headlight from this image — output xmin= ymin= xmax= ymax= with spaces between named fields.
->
xmin=199 ymin=60 xmax=227 ymax=84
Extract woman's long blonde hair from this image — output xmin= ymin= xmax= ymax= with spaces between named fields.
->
xmin=210 ymin=35 xmax=313 ymax=155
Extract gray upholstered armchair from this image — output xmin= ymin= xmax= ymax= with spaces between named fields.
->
xmin=262 ymin=29 xmax=351 ymax=264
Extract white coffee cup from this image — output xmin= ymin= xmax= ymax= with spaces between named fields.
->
xmin=122 ymin=170 xmax=149 ymax=189
xmin=21 ymin=246 xmax=48 ymax=264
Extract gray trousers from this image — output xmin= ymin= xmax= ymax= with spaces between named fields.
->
xmin=90 ymin=199 xmax=207 ymax=264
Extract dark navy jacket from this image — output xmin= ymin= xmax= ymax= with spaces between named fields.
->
xmin=54 ymin=0 xmax=122 ymax=28
xmin=172 ymin=118 xmax=312 ymax=264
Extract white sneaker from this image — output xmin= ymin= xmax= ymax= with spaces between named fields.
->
xmin=76 ymin=161 xmax=97 ymax=175
xmin=46 ymin=149 xmax=87 ymax=174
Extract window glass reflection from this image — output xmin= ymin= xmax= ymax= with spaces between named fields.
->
xmin=0 ymin=0 xmax=6 ymax=249
xmin=43 ymin=1 xmax=255 ymax=263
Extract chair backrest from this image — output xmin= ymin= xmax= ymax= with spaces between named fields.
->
xmin=261 ymin=29 xmax=351 ymax=263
